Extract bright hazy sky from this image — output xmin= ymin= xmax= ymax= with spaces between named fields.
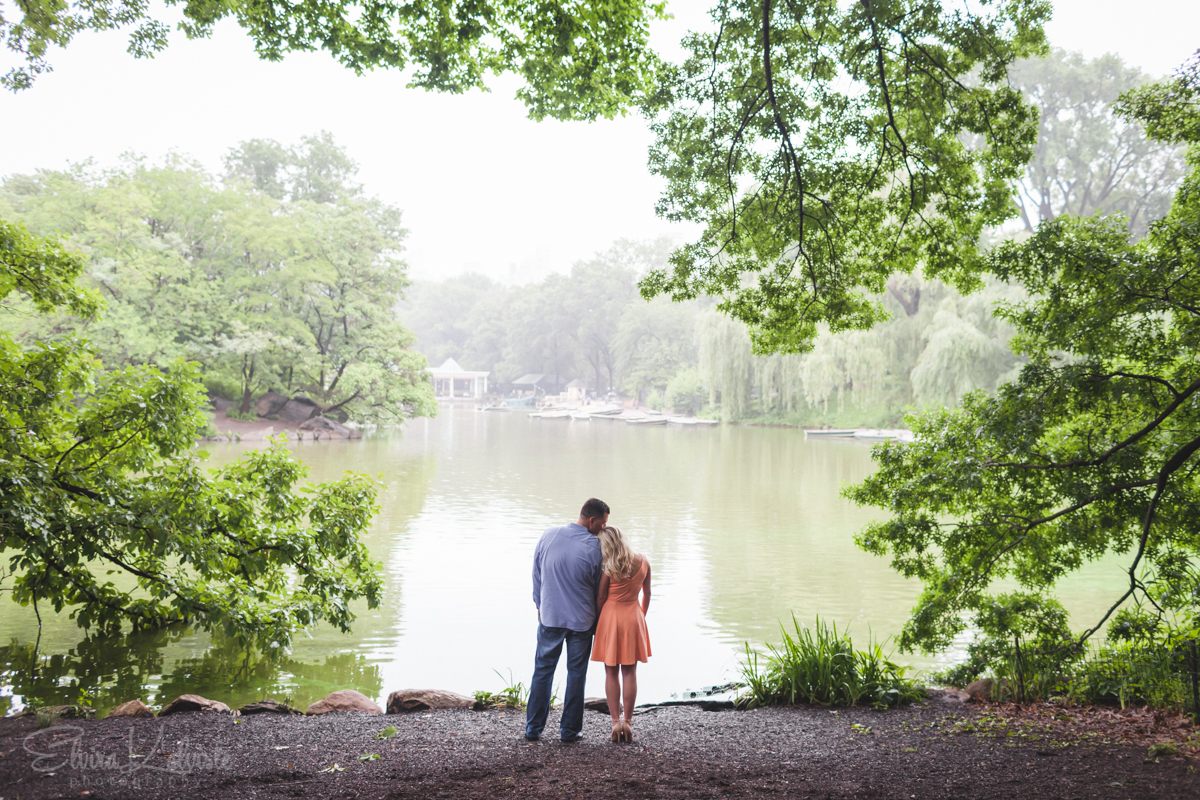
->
xmin=1 ymin=1 xmax=1196 ymax=283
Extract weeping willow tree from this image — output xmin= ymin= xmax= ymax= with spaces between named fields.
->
xmin=691 ymin=277 xmax=1025 ymax=421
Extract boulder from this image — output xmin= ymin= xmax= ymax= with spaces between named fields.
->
xmin=584 ymin=697 xmax=610 ymax=714
xmin=386 ymin=689 xmax=480 ymax=714
xmin=966 ymin=679 xmax=994 ymax=702
xmin=299 ymin=415 xmax=359 ymax=439
xmin=239 ymin=699 xmax=301 ymax=716
xmin=279 ymin=397 xmax=321 ymax=423
xmin=157 ymin=694 xmax=232 ymax=716
xmin=106 ymin=699 xmax=155 ymax=718
xmin=254 ymin=391 xmax=290 ymax=417
xmin=306 ymin=690 xmax=383 ymax=716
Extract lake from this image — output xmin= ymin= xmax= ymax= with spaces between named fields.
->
xmin=0 ymin=407 xmax=1131 ymax=714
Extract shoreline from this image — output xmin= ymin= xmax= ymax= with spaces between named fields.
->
xmin=3 ymin=696 xmax=1194 ymax=799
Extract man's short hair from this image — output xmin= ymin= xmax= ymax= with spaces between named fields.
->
xmin=580 ymin=498 xmax=610 ymax=519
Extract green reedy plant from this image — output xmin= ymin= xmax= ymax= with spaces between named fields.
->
xmin=473 ymin=670 xmax=529 ymax=710
xmin=741 ymin=616 xmax=924 ymax=710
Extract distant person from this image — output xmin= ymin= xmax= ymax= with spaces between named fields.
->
xmin=591 ymin=525 xmax=652 ymax=742
xmin=525 ymin=498 xmax=609 ymax=741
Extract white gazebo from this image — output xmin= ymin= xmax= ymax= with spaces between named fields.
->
xmin=426 ymin=358 xmax=489 ymax=400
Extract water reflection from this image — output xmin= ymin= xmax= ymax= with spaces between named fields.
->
xmin=0 ymin=408 xmax=1131 ymax=712
xmin=0 ymin=630 xmax=382 ymax=716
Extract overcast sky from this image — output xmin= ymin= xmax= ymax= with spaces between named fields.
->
xmin=1 ymin=1 xmax=1196 ymax=283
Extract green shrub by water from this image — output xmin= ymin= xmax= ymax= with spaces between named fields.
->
xmin=932 ymin=627 xmax=1200 ymax=713
xmin=741 ymin=616 xmax=924 ymax=709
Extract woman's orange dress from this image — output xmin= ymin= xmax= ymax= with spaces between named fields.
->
xmin=591 ymin=557 xmax=652 ymax=666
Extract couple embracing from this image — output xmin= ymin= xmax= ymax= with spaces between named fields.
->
xmin=525 ymin=498 xmax=652 ymax=743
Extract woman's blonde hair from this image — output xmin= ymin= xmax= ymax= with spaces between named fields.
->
xmin=598 ymin=526 xmax=637 ymax=580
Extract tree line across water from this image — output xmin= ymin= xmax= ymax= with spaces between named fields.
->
xmin=406 ymin=48 xmax=1184 ymax=427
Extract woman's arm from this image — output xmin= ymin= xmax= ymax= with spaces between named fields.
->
xmin=641 ymin=559 xmax=651 ymax=615
xmin=596 ymin=573 xmax=610 ymax=609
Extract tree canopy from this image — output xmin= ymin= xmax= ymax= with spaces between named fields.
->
xmin=640 ymin=0 xmax=1049 ymax=354
xmin=0 ymin=0 xmax=665 ymax=120
xmin=1009 ymin=48 xmax=1186 ymax=236
xmin=847 ymin=55 xmax=1200 ymax=655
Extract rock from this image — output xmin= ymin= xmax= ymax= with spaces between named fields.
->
xmin=254 ymin=391 xmax=290 ymax=417
xmin=306 ymin=690 xmax=383 ymax=716
xmin=966 ymin=679 xmax=994 ymax=702
xmin=279 ymin=397 xmax=321 ymax=423
xmin=239 ymin=699 xmax=301 ymax=715
xmin=584 ymin=697 xmax=610 ymax=714
xmin=928 ymin=688 xmax=969 ymax=704
xmin=299 ymin=415 xmax=359 ymax=439
xmin=106 ymin=699 xmax=155 ymax=718
xmin=386 ymin=689 xmax=480 ymax=714
xmin=38 ymin=705 xmax=95 ymax=719
xmin=157 ymin=694 xmax=232 ymax=716
xmin=211 ymin=397 xmax=234 ymax=412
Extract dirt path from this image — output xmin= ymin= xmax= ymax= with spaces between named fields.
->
xmin=2 ymin=699 xmax=1195 ymax=799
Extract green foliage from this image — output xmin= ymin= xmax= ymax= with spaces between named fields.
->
xmin=640 ymin=0 xmax=1048 ymax=353
xmin=0 ymin=226 xmax=384 ymax=651
xmin=1 ymin=0 xmax=665 ymax=121
xmin=846 ymin=56 xmax=1200 ymax=657
xmin=0 ymin=220 xmax=100 ymax=317
xmin=1 ymin=138 xmax=435 ymax=424
xmin=665 ymin=367 xmax=704 ymax=416
xmin=741 ymin=616 xmax=924 ymax=710
xmin=473 ymin=669 xmax=529 ymax=710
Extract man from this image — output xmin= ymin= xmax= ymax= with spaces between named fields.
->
xmin=525 ymin=498 xmax=609 ymax=741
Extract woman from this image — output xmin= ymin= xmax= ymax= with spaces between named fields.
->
xmin=590 ymin=525 xmax=652 ymax=742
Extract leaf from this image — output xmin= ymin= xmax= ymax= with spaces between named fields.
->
xmin=358 ymin=753 xmax=380 ymax=761
xmin=374 ymin=726 xmax=397 ymax=740
xmin=318 ymin=763 xmax=346 ymax=773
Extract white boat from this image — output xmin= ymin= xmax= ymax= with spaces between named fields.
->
xmin=666 ymin=416 xmax=699 ymax=425
xmin=530 ymin=409 xmax=571 ymax=420
xmin=852 ymin=428 xmax=912 ymax=442
xmin=694 ymin=418 xmax=719 ymax=426
xmin=569 ymin=411 xmax=592 ymax=420
xmin=804 ymin=428 xmax=857 ymax=438
xmin=628 ymin=416 xmax=668 ymax=425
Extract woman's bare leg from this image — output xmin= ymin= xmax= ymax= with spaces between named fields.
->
xmin=604 ymin=665 xmax=622 ymax=736
xmin=620 ymin=664 xmax=637 ymax=727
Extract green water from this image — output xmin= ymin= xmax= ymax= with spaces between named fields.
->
xmin=0 ymin=408 xmax=1132 ymax=714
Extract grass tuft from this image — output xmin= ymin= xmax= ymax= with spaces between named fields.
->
xmin=741 ymin=615 xmax=924 ymax=709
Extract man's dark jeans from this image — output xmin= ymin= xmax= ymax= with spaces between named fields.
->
xmin=525 ymin=623 xmax=593 ymax=740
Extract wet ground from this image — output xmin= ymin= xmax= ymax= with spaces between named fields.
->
xmin=1 ymin=696 xmax=1196 ymax=799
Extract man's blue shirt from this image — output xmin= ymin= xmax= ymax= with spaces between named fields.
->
xmin=531 ymin=523 xmax=603 ymax=631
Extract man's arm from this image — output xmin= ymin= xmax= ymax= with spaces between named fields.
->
xmin=532 ymin=534 xmax=544 ymax=609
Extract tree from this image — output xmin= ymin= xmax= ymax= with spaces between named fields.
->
xmin=640 ymin=0 xmax=1048 ymax=354
xmin=0 ymin=222 xmax=383 ymax=648
xmin=1 ymin=140 xmax=436 ymax=423
xmin=281 ymin=197 xmax=435 ymax=422
xmin=846 ymin=56 xmax=1200 ymax=656
xmin=1 ymin=0 xmax=666 ymax=121
xmin=1009 ymin=48 xmax=1186 ymax=236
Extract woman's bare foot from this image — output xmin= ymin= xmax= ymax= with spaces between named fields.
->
xmin=622 ymin=720 xmax=633 ymax=742
xmin=610 ymin=720 xmax=622 ymax=742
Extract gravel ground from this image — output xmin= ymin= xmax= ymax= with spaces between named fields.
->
xmin=1 ymin=696 xmax=1196 ymax=799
